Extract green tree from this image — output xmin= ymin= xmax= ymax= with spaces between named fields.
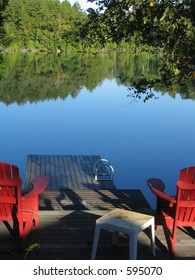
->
xmin=88 ymin=0 xmax=195 ymax=97
xmin=1 ymin=0 xmax=87 ymax=50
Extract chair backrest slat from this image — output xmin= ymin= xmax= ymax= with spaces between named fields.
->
xmin=0 ymin=185 xmax=18 ymax=219
xmin=3 ymin=163 xmax=12 ymax=180
xmin=176 ymin=173 xmax=195 ymax=224
xmin=177 ymin=206 xmax=195 ymax=224
xmin=12 ymin=164 xmax=20 ymax=179
xmin=185 ymin=207 xmax=193 ymax=222
xmin=0 ymin=162 xmax=5 ymax=179
xmin=0 ymin=162 xmax=22 ymax=221
xmin=179 ymin=166 xmax=195 ymax=183
xmin=189 ymin=208 xmax=195 ymax=223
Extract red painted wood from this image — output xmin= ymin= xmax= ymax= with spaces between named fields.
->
xmin=147 ymin=166 xmax=195 ymax=256
xmin=0 ymin=162 xmax=49 ymax=248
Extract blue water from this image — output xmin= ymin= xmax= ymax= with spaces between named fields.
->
xmin=1 ymin=79 xmax=195 ymax=208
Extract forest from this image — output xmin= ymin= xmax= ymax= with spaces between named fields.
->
xmin=0 ymin=0 xmax=88 ymax=51
xmin=0 ymin=0 xmax=194 ymax=98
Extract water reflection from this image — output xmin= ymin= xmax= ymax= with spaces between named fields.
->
xmin=0 ymin=52 xmax=195 ymax=105
xmin=0 ymin=52 xmax=161 ymax=104
xmin=0 ymin=52 xmax=195 ymax=208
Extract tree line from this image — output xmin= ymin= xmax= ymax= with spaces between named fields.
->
xmin=0 ymin=0 xmax=194 ymax=98
xmin=0 ymin=0 xmax=149 ymax=51
xmin=0 ymin=0 xmax=88 ymax=51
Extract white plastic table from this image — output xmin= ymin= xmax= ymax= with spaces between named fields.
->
xmin=91 ymin=208 xmax=155 ymax=260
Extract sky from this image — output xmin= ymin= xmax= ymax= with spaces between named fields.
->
xmin=68 ymin=0 xmax=97 ymax=11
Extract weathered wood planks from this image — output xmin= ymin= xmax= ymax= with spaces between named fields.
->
xmin=24 ymin=155 xmax=116 ymax=190
xmin=0 ymin=210 xmax=195 ymax=260
xmin=24 ymin=155 xmax=152 ymax=211
xmin=35 ymin=189 xmax=151 ymax=211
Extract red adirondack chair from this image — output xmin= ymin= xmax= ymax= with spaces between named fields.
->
xmin=147 ymin=166 xmax=195 ymax=256
xmin=0 ymin=161 xmax=49 ymax=248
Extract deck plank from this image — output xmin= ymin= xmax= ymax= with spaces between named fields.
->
xmin=58 ymin=155 xmax=67 ymax=188
xmin=79 ymin=155 xmax=96 ymax=188
xmin=24 ymin=155 xmax=116 ymax=190
xmin=35 ymin=189 xmax=150 ymax=211
xmin=0 ymin=209 xmax=195 ymax=260
xmin=50 ymin=155 xmax=57 ymax=189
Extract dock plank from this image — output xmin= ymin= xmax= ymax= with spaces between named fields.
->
xmin=58 ymin=155 xmax=67 ymax=188
xmin=1 ymin=210 xmax=195 ymax=260
xmin=34 ymin=189 xmax=151 ymax=211
xmin=24 ymin=155 xmax=116 ymax=190
xmin=67 ymin=155 xmax=80 ymax=189
xmin=78 ymin=155 xmax=96 ymax=188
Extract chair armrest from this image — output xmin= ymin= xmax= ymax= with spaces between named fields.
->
xmin=147 ymin=178 xmax=166 ymax=192
xmin=31 ymin=176 xmax=49 ymax=194
xmin=22 ymin=176 xmax=49 ymax=199
xmin=147 ymin=178 xmax=176 ymax=204
xmin=150 ymin=186 xmax=176 ymax=204
xmin=21 ymin=176 xmax=49 ymax=226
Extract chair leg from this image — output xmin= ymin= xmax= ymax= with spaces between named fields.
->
xmin=161 ymin=216 xmax=176 ymax=257
xmin=150 ymin=223 xmax=156 ymax=256
xmin=4 ymin=221 xmax=16 ymax=238
xmin=20 ymin=215 xmax=34 ymax=250
xmin=91 ymin=225 xmax=101 ymax=260
xmin=34 ymin=213 xmax=39 ymax=227
xmin=129 ymin=232 xmax=137 ymax=260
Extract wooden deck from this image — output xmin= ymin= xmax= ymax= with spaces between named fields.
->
xmin=37 ymin=189 xmax=151 ymax=211
xmin=24 ymin=155 xmax=115 ymax=190
xmin=24 ymin=154 xmax=151 ymax=211
xmin=0 ymin=154 xmax=194 ymax=260
xmin=0 ymin=210 xmax=195 ymax=260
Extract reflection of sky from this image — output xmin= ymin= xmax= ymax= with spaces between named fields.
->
xmin=1 ymin=79 xmax=195 ymax=208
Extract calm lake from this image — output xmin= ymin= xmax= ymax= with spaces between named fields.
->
xmin=0 ymin=52 xmax=195 ymax=208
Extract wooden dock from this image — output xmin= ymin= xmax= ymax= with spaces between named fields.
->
xmin=1 ymin=154 xmax=193 ymax=260
xmin=0 ymin=210 xmax=195 ymax=260
xmin=24 ymin=155 xmax=151 ymax=211
xmin=24 ymin=155 xmax=116 ymax=190
xmin=36 ymin=189 xmax=151 ymax=211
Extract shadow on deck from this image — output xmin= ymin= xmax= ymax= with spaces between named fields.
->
xmin=37 ymin=189 xmax=151 ymax=211
xmin=0 ymin=189 xmax=195 ymax=260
